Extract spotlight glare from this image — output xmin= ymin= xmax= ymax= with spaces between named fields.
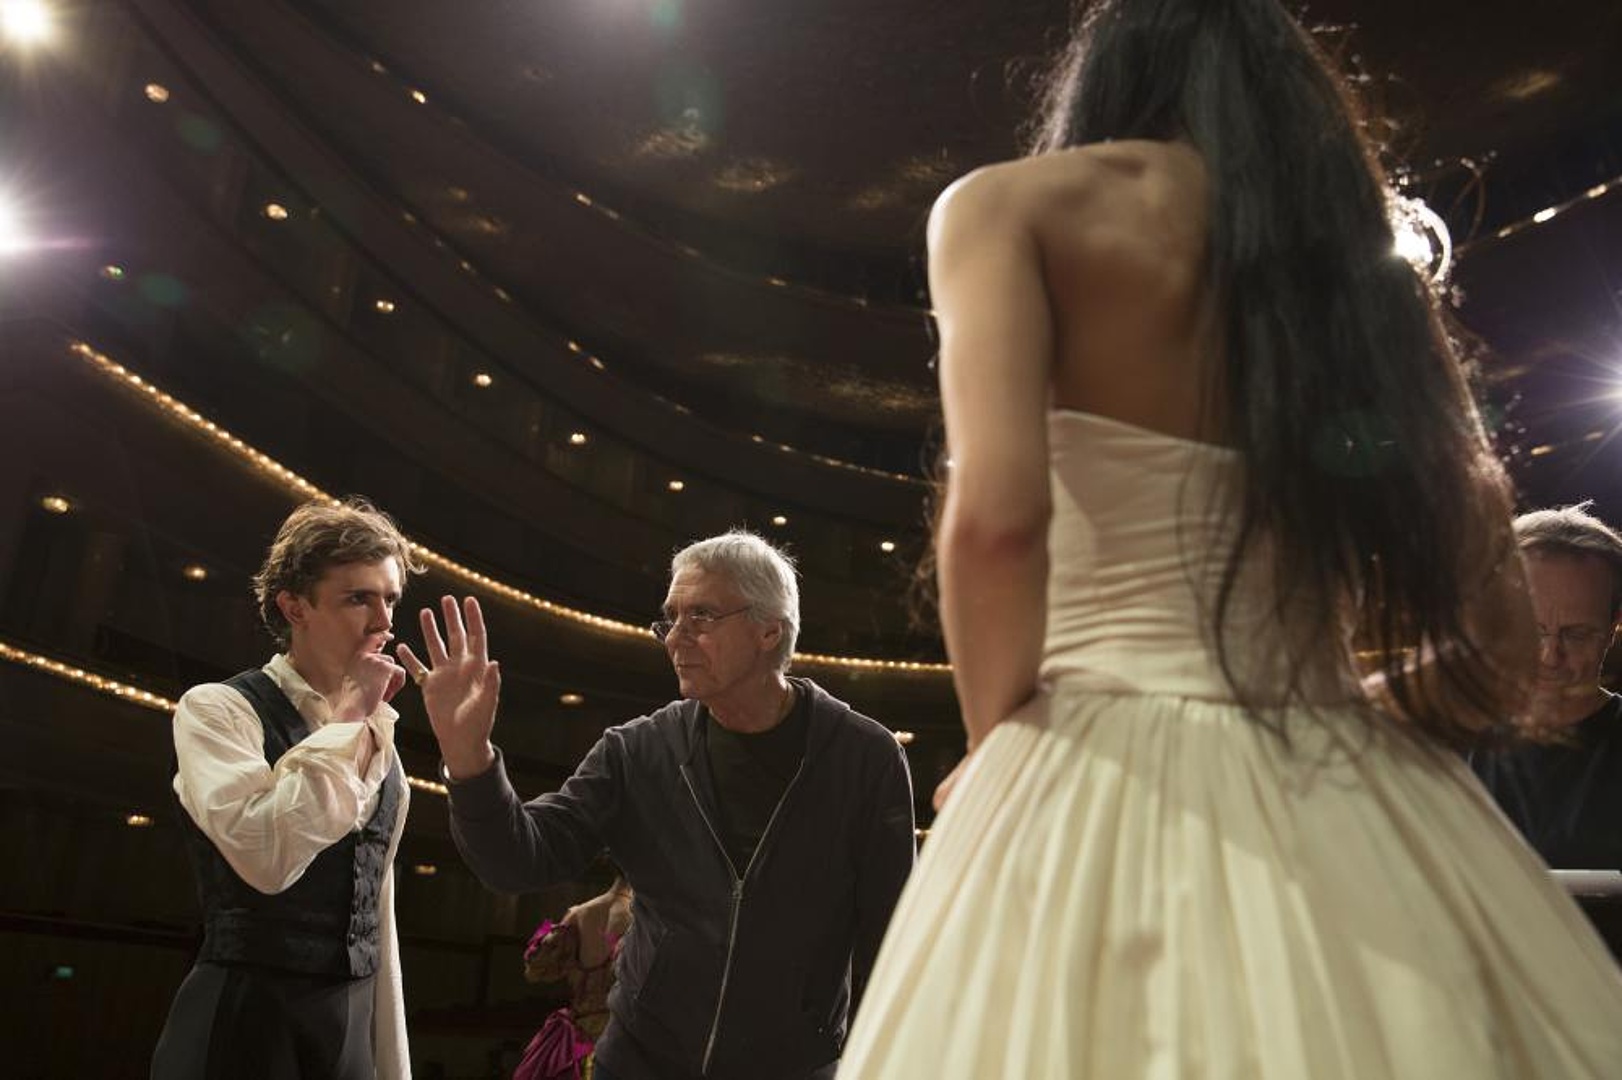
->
xmin=770 ymin=514 xmax=788 ymax=527
xmin=373 ymin=298 xmax=396 ymax=314
xmin=1388 ymin=195 xmax=1452 ymax=283
xmin=471 ymin=371 xmax=493 ymax=388
xmin=667 ymin=479 xmax=685 ymax=493
xmin=879 ymin=540 xmax=897 ymax=554
xmin=1392 ymin=226 xmax=1432 ymax=266
xmin=262 ymin=202 xmax=289 ymax=221
xmin=558 ymin=692 xmax=585 ymax=706
xmin=568 ymin=431 xmax=588 ymax=446
xmin=0 ymin=193 xmax=31 ymax=256
xmin=144 ymin=83 xmax=171 ymax=104
xmin=1 ymin=1 xmax=52 ymax=45
xmin=1532 ymin=207 xmax=1558 ymax=224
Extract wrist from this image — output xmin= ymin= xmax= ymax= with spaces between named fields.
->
xmin=441 ymin=743 xmax=496 ymax=783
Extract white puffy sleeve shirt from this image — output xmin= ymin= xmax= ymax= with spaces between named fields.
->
xmin=172 ymin=653 xmax=412 ymax=1079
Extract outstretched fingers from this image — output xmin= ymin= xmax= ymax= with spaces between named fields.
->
xmin=418 ymin=605 xmax=449 ymax=667
xmin=440 ymin=594 xmax=467 ymax=657
xmin=464 ymin=596 xmax=490 ymax=665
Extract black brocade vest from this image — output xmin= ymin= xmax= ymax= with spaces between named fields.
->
xmin=175 ymin=668 xmax=402 ymax=979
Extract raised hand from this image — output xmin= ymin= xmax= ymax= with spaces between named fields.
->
xmin=397 ymin=596 xmax=501 ymax=780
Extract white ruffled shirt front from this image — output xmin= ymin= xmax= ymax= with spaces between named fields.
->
xmin=172 ymin=652 xmax=411 ymax=1079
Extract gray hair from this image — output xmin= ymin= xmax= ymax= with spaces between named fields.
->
xmin=671 ymin=530 xmax=800 ymax=671
xmin=1514 ymin=501 xmax=1622 ymax=619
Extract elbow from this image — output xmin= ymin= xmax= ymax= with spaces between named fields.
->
xmin=939 ymin=500 xmax=1049 ymax=565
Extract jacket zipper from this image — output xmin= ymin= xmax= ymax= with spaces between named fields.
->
xmin=682 ymin=758 xmax=808 ymax=1076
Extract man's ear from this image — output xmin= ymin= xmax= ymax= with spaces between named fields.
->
xmin=276 ymin=589 xmax=308 ymax=631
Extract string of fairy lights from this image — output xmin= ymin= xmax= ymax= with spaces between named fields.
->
xmin=0 ymin=638 xmax=177 ymax=711
xmin=1456 ymin=174 xmax=1622 ymax=254
xmin=31 ymin=1 xmax=1620 ymax=508
xmin=9 ymin=0 xmax=1620 ymax=498
xmin=64 ymin=339 xmax=952 ymax=675
xmin=15 ymin=3 xmax=1621 ymax=687
xmin=0 ymin=635 xmax=927 ymax=843
xmin=0 ymin=636 xmax=450 ymax=796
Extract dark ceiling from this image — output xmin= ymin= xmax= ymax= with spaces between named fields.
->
xmin=3 ymin=0 xmax=1621 ymax=832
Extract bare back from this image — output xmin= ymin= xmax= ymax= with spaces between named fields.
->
xmin=1024 ymin=141 xmax=1221 ymax=443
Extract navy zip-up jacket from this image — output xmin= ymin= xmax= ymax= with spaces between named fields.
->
xmin=446 ymin=677 xmax=916 ymax=1080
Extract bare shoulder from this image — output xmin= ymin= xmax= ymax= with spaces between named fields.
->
xmin=931 ymin=142 xmax=1204 ymax=247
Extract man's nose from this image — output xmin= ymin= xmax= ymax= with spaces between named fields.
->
xmin=1537 ymin=635 xmax=1561 ymax=664
xmin=370 ymin=599 xmax=393 ymax=630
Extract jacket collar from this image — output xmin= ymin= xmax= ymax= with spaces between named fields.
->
xmin=668 ymin=676 xmax=848 ymax=767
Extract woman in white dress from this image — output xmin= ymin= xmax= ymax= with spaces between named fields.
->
xmin=838 ymin=1 xmax=1622 ymax=1076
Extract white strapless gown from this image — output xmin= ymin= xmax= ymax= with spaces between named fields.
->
xmin=838 ymin=410 xmax=1622 ymax=1078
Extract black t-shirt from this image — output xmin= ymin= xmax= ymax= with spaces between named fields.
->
xmin=705 ymin=687 xmax=810 ymax=873
xmin=1471 ymin=693 xmax=1622 ymax=870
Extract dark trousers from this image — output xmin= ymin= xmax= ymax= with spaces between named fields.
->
xmin=150 ymin=962 xmax=375 ymax=1080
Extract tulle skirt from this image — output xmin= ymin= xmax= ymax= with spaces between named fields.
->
xmin=838 ymin=687 xmax=1622 ymax=1079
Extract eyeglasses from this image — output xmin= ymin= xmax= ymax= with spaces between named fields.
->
xmin=649 ymin=605 xmax=753 ymax=641
xmin=1536 ymin=626 xmax=1608 ymax=651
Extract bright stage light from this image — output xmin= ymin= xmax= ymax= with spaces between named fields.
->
xmin=1389 ymin=195 xmax=1453 ymax=284
xmin=1392 ymin=224 xmax=1433 ymax=267
xmin=0 ymin=193 xmax=32 ymax=256
xmin=1 ymin=1 xmax=53 ymax=46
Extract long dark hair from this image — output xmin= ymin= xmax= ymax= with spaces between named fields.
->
xmin=1029 ymin=0 xmax=1524 ymax=747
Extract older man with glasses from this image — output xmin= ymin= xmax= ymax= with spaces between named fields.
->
xmin=1470 ymin=501 xmax=1622 ymax=873
xmin=401 ymin=530 xmax=916 ymax=1080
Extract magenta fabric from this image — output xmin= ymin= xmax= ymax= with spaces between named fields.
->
xmin=523 ymin=919 xmax=561 ymax=963
xmin=513 ymin=1007 xmax=594 ymax=1080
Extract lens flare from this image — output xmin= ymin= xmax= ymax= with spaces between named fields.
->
xmin=0 ymin=1 xmax=53 ymax=46
xmin=1389 ymin=195 xmax=1453 ymax=284
xmin=0 ymin=192 xmax=31 ymax=256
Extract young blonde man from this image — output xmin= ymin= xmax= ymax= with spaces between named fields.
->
xmin=152 ymin=498 xmax=422 ymax=1080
